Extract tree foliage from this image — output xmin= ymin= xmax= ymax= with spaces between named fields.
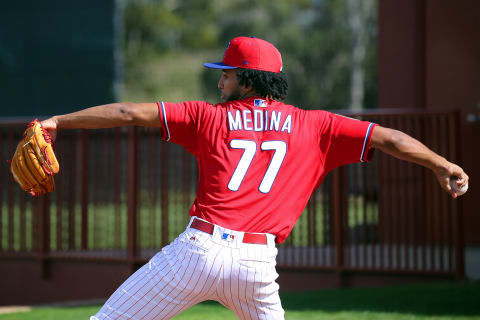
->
xmin=123 ymin=0 xmax=377 ymax=109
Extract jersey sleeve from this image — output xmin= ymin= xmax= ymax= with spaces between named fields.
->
xmin=316 ymin=111 xmax=377 ymax=172
xmin=157 ymin=100 xmax=210 ymax=154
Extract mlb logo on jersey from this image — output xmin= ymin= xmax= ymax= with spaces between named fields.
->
xmin=254 ymin=99 xmax=267 ymax=107
xmin=222 ymin=233 xmax=235 ymax=241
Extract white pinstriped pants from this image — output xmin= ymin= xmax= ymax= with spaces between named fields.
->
xmin=91 ymin=217 xmax=285 ymax=319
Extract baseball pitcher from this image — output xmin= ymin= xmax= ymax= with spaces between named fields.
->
xmin=35 ymin=37 xmax=468 ymax=319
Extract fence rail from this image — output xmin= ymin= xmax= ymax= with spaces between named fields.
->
xmin=0 ymin=109 xmax=464 ymax=278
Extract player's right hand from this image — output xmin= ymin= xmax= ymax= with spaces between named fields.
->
xmin=434 ymin=160 xmax=469 ymax=199
xmin=40 ymin=117 xmax=58 ymax=142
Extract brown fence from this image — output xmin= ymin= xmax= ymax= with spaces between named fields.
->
xmin=0 ymin=110 xmax=464 ymax=281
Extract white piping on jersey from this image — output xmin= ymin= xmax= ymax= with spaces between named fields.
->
xmin=334 ymin=113 xmax=359 ymax=121
xmin=360 ymin=122 xmax=375 ymax=162
xmin=160 ymin=101 xmax=171 ymax=141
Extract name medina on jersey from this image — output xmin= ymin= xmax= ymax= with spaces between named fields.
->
xmin=227 ymin=109 xmax=292 ymax=133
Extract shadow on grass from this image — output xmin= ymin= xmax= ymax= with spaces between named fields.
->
xmin=279 ymin=281 xmax=480 ymax=317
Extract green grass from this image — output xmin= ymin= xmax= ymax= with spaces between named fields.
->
xmin=1 ymin=281 xmax=479 ymax=320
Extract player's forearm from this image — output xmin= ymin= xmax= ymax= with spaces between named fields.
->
xmin=371 ymin=126 xmax=468 ymax=198
xmin=372 ymin=127 xmax=449 ymax=172
xmin=53 ymin=102 xmax=137 ymax=130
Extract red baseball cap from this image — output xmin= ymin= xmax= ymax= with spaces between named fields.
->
xmin=204 ymin=36 xmax=283 ymax=73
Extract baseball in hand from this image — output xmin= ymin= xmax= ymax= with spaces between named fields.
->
xmin=450 ymin=178 xmax=468 ymax=196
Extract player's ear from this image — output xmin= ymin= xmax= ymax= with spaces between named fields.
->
xmin=240 ymin=84 xmax=255 ymax=97
xmin=238 ymin=79 xmax=254 ymax=94
xmin=233 ymin=69 xmax=255 ymax=95
xmin=243 ymin=84 xmax=254 ymax=92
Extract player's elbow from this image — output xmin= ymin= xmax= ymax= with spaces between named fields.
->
xmin=117 ymin=102 xmax=137 ymax=124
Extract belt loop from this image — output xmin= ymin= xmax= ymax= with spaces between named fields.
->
xmin=266 ymin=233 xmax=276 ymax=247
xmin=187 ymin=216 xmax=196 ymax=228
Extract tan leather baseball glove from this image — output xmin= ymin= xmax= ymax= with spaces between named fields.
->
xmin=10 ymin=119 xmax=59 ymax=196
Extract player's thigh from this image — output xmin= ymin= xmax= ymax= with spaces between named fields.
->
xmin=91 ymin=234 xmax=216 ymax=319
xmin=238 ymin=263 xmax=284 ymax=320
xmin=225 ymin=246 xmax=285 ymax=320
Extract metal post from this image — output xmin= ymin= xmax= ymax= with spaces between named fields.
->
xmin=450 ymin=110 xmax=465 ymax=279
xmin=81 ymin=130 xmax=89 ymax=250
xmin=114 ymin=128 xmax=122 ymax=249
xmin=7 ymin=131 xmax=14 ymax=252
xmin=0 ymin=130 xmax=3 ymax=252
xmin=161 ymin=142 xmax=169 ymax=248
xmin=331 ymin=167 xmax=346 ymax=287
xmin=38 ymin=194 xmax=51 ymax=279
xmin=127 ymin=127 xmax=139 ymax=272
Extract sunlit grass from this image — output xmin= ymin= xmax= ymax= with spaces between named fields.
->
xmin=0 ymin=281 xmax=478 ymax=320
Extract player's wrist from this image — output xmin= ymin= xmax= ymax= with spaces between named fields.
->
xmin=432 ymin=156 xmax=450 ymax=175
xmin=51 ymin=116 xmax=60 ymax=129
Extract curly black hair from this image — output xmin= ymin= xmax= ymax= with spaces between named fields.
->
xmin=236 ymin=69 xmax=288 ymax=101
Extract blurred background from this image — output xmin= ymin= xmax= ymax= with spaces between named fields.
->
xmin=0 ymin=0 xmax=479 ymax=309
xmin=121 ymin=0 xmax=378 ymax=111
xmin=0 ymin=0 xmax=378 ymax=116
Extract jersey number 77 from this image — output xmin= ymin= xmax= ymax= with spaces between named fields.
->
xmin=227 ymin=139 xmax=287 ymax=194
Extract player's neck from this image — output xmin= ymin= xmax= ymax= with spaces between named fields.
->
xmin=239 ymin=90 xmax=261 ymax=100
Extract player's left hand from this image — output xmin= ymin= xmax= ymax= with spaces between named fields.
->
xmin=10 ymin=119 xmax=60 ymax=196
xmin=434 ymin=160 xmax=469 ymax=199
xmin=40 ymin=117 xmax=58 ymax=142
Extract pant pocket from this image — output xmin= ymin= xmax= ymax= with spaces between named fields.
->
xmin=237 ymin=245 xmax=277 ymax=269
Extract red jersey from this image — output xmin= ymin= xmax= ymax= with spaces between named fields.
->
xmin=157 ymin=97 xmax=376 ymax=243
